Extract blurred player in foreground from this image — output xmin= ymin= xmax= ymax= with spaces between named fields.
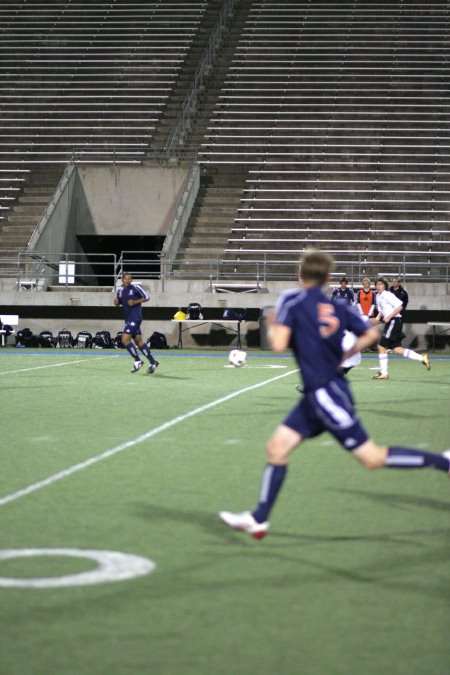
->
xmin=219 ymin=250 xmax=449 ymax=539
xmin=114 ymin=272 xmax=159 ymax=374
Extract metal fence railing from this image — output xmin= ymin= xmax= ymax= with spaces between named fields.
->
xmin=1 ymin=249 xmax=448 ymax=293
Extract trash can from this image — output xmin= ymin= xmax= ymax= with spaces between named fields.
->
xmin=259 ymin=306 xmax=275 ymax=349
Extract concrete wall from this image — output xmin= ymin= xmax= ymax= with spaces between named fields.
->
xmin=1 ymin=280 xmax=448 ymax=349
xmin=76 ymin=165 xmax=189 ymax=236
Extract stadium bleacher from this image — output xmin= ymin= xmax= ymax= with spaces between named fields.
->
xmin=0 ymin=0 xmax=211 ymax=251
xmin=0 ymin=0 xmax=449 ymax=285
xmin=193 ymin=0 xmax=450 ymax=280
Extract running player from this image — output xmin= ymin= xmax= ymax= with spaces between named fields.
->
xmin=219 ymin=250 xmax=449 ymax=539
xmin=371 ymin=278 xmax=430 ymax=380
xmin=114 ymin=272 xmax=159 ymax=374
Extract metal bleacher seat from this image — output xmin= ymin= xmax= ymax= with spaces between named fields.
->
xmin=0 ymin=1 xmax=208 ymax=227
xmin=196 ymin=0 xmax=450 ymax=279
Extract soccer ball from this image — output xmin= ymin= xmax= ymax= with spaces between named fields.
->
xmin=228 ymin=349 xmax=247 ymax=367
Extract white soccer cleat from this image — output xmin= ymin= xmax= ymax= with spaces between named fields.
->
xmin=443 ymin=450 xmax=450 ymax=476
xmin=219 ymin=510 xmax=269 ymax=539
xmin=131 ymin=360 xmax=144 ymax=373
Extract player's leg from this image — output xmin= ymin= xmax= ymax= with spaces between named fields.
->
xmin=393 ymin=346 xmax=430 ymax=370
xmin=353 ymin=439 xmax=449 ymax=473
xmin=250 ymin=424 xmax=301 ymax=523
xmin=219 ymin=397 xmax=317 ymax=538
xmin=219 ymin=424 xmax=301 ymax=538
xmin=135 ymin=334 xmax=159 ymax=373
xmin=373 ymin=343 xmax=389 ymax=379
xmin=121 ymin=329 xmax=143 ymax=371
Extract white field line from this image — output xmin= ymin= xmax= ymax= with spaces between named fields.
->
xmin=0 ymin=355 xmax=119 ymax=376
xmin=0 ymin=368 xmax=299 ymax=508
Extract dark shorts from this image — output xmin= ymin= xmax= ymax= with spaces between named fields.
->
xmin=123 ymin=321 xmax=142 ymax=338
xmin=283 ymin=377 xmax=369 ymax=451
xmin=380 ymin=317 xmax=404 ymax=349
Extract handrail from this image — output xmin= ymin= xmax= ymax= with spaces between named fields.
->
xmin=3 ymin=249 xmax=449 ymax=293
xmin=160 ymin=160 xmax=200 ymax=287
xmin=15 ymin=251 xmax=117 ymax=290
xmin=164 ymin=0 xmax=237 ymax=157
xmin=27 ymin=159 xmax=76 ymax=251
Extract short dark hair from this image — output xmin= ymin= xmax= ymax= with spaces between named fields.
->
xmin=300 ymin=250 xmax=334 ymax=285
xmin=376 ymin=277 xmax=388 ymax=290
xmin=339 ymin=277 xmax=348 ymax=284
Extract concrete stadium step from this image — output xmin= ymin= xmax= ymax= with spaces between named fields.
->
xmin=183 ymin=236 xmax=228 ymax=246
xmin=4 ymin=215 xmax=39 ymax=225
xmin=1 ymin=224 xmax=35 ymax=234
xmin=189 ymin=223 xmax=232 ymax=233
xmin=177 ymin=247 xmax=224 ymax=258
xmin=9 ymin=205 xmax=45 ymax=216
xmin=194 ymin=215 xmax=236 ymax=226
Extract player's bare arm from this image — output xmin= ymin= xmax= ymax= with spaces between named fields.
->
xmin=268 ymin=323 xmax=292 ymax=352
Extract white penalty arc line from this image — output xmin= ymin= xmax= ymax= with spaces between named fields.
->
xmin=0 ymin=368 xmax=299 ymax=508
xmin=0 ymin=354 xmax=120 ymax=376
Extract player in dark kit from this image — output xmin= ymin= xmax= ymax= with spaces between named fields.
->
xmin=114 ymin=272 xmax=159 ymax=374
xmin=219 ymin=250 xmax=449 ymax=539
xmin=331 ymin=277 xmax=355 ymax=304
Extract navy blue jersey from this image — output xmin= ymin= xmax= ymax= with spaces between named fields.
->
xmin=276 ymin=286 xmax=368 ymax=392
xmin=116 ymin=283 xmax=149 ymax=323
xmin=331 ymin=287 xmax=355 ymax=304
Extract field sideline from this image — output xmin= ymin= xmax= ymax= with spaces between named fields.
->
xmin=1 ymin=349 xmax=449 ymax=675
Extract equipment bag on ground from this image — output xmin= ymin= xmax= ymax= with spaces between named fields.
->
xmin=15 ymin=328 xmax=38 ymax=348
xmin=74 ymin=331 xmax=93 ymax=348
xmin=57 ymin=329 xmax=73 ymax=348
xmin=148 ymin=332 xmax=168 ymax=349
xmin=39 ymin=330 xmax=55 ymax=348
xmin=93 ymin=330 xmax=114 ymax=349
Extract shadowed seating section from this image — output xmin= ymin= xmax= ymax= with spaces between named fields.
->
xmin=0 ymin=0 xmax=209 ymax=235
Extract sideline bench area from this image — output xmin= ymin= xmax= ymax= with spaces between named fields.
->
xmin=0 ymin=313 xmax=19 ymax=346
xmin=427 ymin=322 xmax=450 ymax=352
xmin=171 ymin=319 xmax=243 ymax=349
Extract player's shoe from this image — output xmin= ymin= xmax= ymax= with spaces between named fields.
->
xmin=443 ymin=450 xmax=450 ymax=476
xmin=131 ymin=360 xmax=144 ymax=373
xmin=422 ymin=353 xmax=431 ymax=370
xmin=371 ymin=372 xmax=389 ymax=380
xmin=147 ymin=360 xmax=159 ymax=375
xmin=219 ymin=511 xmax=269 ymax=540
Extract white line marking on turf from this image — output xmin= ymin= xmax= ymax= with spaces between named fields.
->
xmin=0 ymin=355 xmax=119 ymax=376
xmin=0 ymin=368 xmax=299 ymax=508
xmin=224 ymin=364 xmax=287 ymax=369
xmin=0 ymin=549 xmax=155 ymax=588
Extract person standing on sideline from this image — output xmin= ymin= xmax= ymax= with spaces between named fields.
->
xmin=355 ymin=277 xmax=377 ymax=318
xmin=114 ymin=272 xmax=159 ymax=374
xmin=219 ymin=250 xmax=448 ymax=540
xmin=331 ymin=277 xmax=355 ymax=304
xmin=390 ymin=276 xmax=409 ymax=313
xmin=371 ymin=278 xmax=429 ymax=380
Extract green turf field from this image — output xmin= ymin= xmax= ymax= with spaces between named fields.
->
xmin=0 ymin=349 xmax=449 ymax=675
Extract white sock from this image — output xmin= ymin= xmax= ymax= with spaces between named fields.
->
xmin=379 ymin=353 xmax=388 ymax=375
xmin=403 ymin=349 xmax=423 ymax=362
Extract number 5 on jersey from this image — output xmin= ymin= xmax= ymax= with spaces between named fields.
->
xmin=318 ymin=303 xmax=340 ymax=337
